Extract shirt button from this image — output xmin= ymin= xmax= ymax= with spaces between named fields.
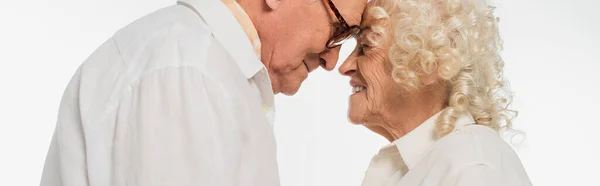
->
xmin=261 ymin=105 xmax=269 ymax=113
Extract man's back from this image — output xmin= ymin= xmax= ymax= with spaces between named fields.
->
xmin=41 ymin=3 xmax=280 ymax=186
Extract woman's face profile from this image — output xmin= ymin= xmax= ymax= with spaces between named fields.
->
xmin=338 ymin=5 xmax=402 ymax=126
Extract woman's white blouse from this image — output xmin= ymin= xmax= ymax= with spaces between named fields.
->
xmin=361 ymin=112 xmax=532 ymax=186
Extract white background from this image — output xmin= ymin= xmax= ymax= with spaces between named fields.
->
xmin=1 ymin=0 xmax=599 ymax=185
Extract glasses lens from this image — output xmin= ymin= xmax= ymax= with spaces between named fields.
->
xmin=327 ymin=26 xmax=361 ymax=48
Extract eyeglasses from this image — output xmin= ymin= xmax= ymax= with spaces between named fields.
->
xmin=325 ymin=0 xmax=361 ymax=49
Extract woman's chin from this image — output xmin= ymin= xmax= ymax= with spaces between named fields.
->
xmin=347 ymin=92 xmax=369 ymax=124
xmin=348 ymin=119 xmax=362 ymax=125
xmin=347 ymin=112 xmax=365 ymax=125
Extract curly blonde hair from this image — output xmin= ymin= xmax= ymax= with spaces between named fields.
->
xmin=364 ymin=0 xmax=516 ymax=137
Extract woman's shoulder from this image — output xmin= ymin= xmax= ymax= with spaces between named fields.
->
xmin=428 ymin=124 xmax=522 ymax=167
xmin=417 ymin=125 xmax=531 ymax=185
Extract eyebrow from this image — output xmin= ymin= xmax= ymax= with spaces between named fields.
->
xmin=358 ymin=26 xmax=370 ymax=35
xmin=329 ymin=20 xmax=341 ymax=26
xmin=356 ymin=27 xmax=372 ymax=44
xmin=328 ymin=21 xmax=344 ymax=31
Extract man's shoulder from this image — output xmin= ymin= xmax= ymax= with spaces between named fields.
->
xmin=117 ymin=4 xmax=211 ymax=38
xmin=75 ymin=4 xmax=243 ymax=98
xmin=110 ymin=4 xmax=214 ymax=62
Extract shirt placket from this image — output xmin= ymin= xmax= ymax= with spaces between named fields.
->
xmin=254 ymin=68 xmax=275 ymax=127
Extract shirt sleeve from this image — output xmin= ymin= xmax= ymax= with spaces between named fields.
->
xmin=42 ymin=66 xmax=242 ymax=186
xmin=41 ymin=69 xmax=87 ymax=186
xmin=111 ymin=66 xmax=240 ymax=186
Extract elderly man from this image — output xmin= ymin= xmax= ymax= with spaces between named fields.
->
xmin=40 ymin=0 xmax=365 ymax=185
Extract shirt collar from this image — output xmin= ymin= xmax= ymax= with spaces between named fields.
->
xmin=177 ymin=0 xmax=263 ymax=79
xmin=384 ymin=111 xmax=476 ymax=169
xmin=218 ymin=0 xmax=262 ymax=59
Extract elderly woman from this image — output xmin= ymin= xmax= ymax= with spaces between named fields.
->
xmin=339 ymin=0 xmax=532 ymax=185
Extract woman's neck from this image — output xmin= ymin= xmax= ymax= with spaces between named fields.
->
xmin=367 ymin=87 xmax=447 ymax=142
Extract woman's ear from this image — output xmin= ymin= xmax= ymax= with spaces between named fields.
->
xmin=422 ymin=70 xmax=439 ymax=86
xmin=265 ymin=0 xmax=282 ymax=10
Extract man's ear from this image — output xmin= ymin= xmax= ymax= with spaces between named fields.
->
xmin=265 ymin=0 xmax=282 ymax=10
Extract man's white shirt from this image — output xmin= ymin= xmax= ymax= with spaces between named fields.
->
xmin=40 ymin=0 xmax=280 ymax=185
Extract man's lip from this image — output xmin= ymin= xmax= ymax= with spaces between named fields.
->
xmin=303 ymin=60 xmax=319 ymax=73
xmin=303 ymin=60 xmax=310 ymax=72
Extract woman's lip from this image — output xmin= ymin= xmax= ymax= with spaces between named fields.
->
xmin=351 ymin=91 xmax=365 ymax=95
xmin=350 ymin=79 xmax=366 ymax=87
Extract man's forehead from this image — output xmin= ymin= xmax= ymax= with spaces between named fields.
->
xmin=336 ymin=0 xmax=368 ymax=25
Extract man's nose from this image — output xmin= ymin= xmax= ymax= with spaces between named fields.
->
xmin=318 ymin=46 xmax=342 ymax=71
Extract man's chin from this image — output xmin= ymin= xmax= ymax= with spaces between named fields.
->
xmin=275 ymin=74 xmax=307 ymax=96
xmin=280 ymin=86 xmax=301 ymax=96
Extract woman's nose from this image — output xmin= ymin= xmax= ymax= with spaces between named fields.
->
xmin=339 ymin=53 xmax=357 ymax=76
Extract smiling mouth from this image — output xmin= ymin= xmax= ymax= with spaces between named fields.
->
xmin=352 ymin=85 xmax=366 ymax=94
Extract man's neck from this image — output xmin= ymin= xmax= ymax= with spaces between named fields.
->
xmin=236 ymin=0 xmax=263 ymax=30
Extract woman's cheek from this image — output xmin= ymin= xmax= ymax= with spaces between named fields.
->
xmin=367 ymin=57 xmax=393 ymax=111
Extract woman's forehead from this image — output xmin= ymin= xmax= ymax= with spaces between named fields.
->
xmin=360 ymin=0 xmax=385 ymax=26
xmin=358 ymin=6 xmax=382 ymax=33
